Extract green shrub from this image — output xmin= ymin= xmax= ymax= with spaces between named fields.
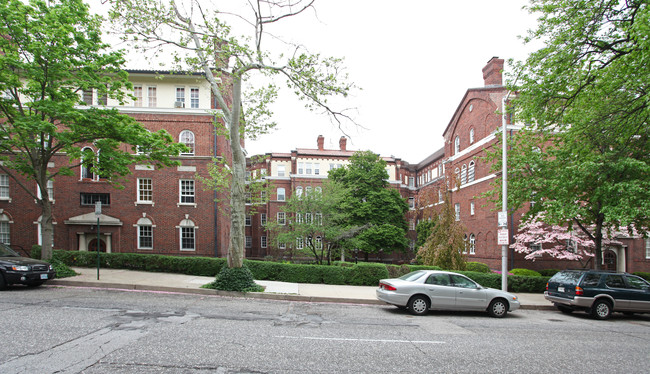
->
xmin=510 ymin=268 xmax=542 ymax=277
xmin=31 ymin=245 xmax=42 ymax=259
xmin=539 ymin=269 xmax=561 ymax=277
xmin=508 ymin=275 xmax=549 ymax=293
xmin=465 ymin=262 xmax=491 ymax=273
xmin=205 ymin=265 xmax=264 ymax=292
xmin=49 ymin=258 xmax=77 ymax=278
xmin=633 ymin=272 xmax=650 ymax=282
xmin=407 ymin=265 xmax=442 ymax=272
xmin=345 ymin=262 xmax=389 ymax=285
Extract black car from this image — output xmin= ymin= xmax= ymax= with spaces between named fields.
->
xmin=545 ymin=269 xmax=650 ymax=319
xmin=0 ymin=243 xmax=56 ymax=290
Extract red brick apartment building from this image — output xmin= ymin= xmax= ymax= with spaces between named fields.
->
xmin=2 ymin=60 xmax=648 ymax=272
xmin=1 ymin=70 xmax=232 ymax=258
xmin=245 ymin=57 xmax=650 ymax=273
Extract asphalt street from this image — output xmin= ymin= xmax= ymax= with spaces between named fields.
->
xmin=1 ymin=286 xmax=649 ymax=373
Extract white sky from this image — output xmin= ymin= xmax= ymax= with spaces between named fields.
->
xmin=104 ymin=0 xmax=540 ymax=164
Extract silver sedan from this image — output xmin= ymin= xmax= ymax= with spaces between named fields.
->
xmin=376 ymin=270 xmax=520 ymax=317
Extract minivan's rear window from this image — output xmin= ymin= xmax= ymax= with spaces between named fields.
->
xmin=550 ymin=271 xmax=583 ymax=285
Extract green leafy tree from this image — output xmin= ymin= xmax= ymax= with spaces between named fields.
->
xmin=0 ymin=0 xmax=185 ymax=260
xmin=493 ymin=0 xmax=650 ymax=269
xmin=415 ymin=219 xmax=435 ymax=249
xmin=109 ymin=0 xmax=356 ymax=275
xmin=328 ymin=151 xmax=409 ymax=260
xmin=416 ymin=193 xmax=466 ymax=270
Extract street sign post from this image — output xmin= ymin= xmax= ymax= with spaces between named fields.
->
xmin=95 ymin=201 xmax=101 ymax=280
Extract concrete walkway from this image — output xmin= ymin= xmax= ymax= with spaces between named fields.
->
xmin=47 ymin=267 xmax=553 ymax=310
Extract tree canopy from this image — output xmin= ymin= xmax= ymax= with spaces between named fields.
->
xmin=0 ymin=0 xmax=184 ymax=259
xmin=328 ymin=151 xmax=409 ymax=259
xmin=499 ymin=0 xmax=650 ymax=268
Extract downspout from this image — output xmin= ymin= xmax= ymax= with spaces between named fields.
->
xmin=213 ymin=95 xmax=219 ymax=257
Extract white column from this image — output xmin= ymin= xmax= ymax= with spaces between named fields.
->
xmin=78 ymin=232 xmax=87 ymax=251
xmin=105 ymin=233 xmax=112 ymax=253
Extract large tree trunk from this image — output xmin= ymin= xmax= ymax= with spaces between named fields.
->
xmin=227 ymin=77 xmax=246 ymax=268
xmin=40 ymin=199 xmax=54 ymax=260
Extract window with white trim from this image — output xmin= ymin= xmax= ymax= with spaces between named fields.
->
xmin=81 ymin=147 xmax=95 ymax=180
xmin=454 ymin=136 xmax=460 ymax=154
xmin=133 ymin=86 xmax=143 ymax=107
xmin=530 ymin=243 xmax=543 ymax=257
xmin=0 ymin=175 xmax=9 ymax=199
xmin=261 ymin=236 xmax=267 ymax=248
xmin=468 ymin=161 xmax=475 ymax=183
xmin=245 ymin=215 xmax=252 ymax=226
xmin=260 ymin=213 xmax=267 ymax=226
xmin=179 ymin=179 xmax=195 ymax=204
xmin=469 ymin=234 xmax=476 ymax=254
xmin=461 ymin=165 xmax=467 ymax=185
xmin=295 ymin=186 xmax=303 ymax=198
xmin=297 ymin=162 xmax=304 ymax=174
xmin=455 ymin=203 xmax=460 ymax=221
xmin=190 ymin=87 xmax=199 ymax=108
xmin=295 ymin=213 xmax=303 ymax=224
xmin=469 ymin=128 xmax=475 ymax=144
xmin=36 ymin=180 xmax=54 ymax=202
xmin=180 ymin=130 xmax=195 ymax=155
xmin=138 ymin=178 xmax=153 ymax=203
xmin=147 ymin=86 xmax=157 ymax=107
xmin=305 ymin=212 xmax=312 ymax=224
xmin=305 ymin=163 xmax=312 ymax=174
xmin=277 ymin=212 xmax=286 ymax=225
xmin=277 ymin=165 xmax=285 ymax=177
xmin=136 ymin=217 xmax=153 ymax=250
xmin=463 ymin=234 xmax=468 ymax=254
xmin=314 ymin=163 xmax=320 ymax=175
xmin=0 ymin=214 xmax=10 ymax=244
xmin=315 ymin=236 xmax=322 ymax=250
xmin=278 ymin=241 xmax=286 ymax=249
xmin=296 ymin=237 xmax=304 ymax=249
xmin=245 ymin=236 xmax=252 ymax=248
xmin=315 ymin=213 xmax=322 ymax=225
xmin=277 ymin=187 xmax=285 ymax=201
xmin=646 ymin=239 xmax=650 ymax=259
xmin=179 ymin=218 xmax=196 ymax=251
xmin=175 ymin=87 xmax=185 ymax=106
xmin=305 ymin=186 xmax=312 ymax=196
xmin=470 ymin=201 xmax=475 ymax=216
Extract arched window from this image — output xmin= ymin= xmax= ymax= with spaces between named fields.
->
xmin=81 ymin=147 xmax=95 ymax=180
xmin=136 ymin=217 xmax=154 ymax=250
xmin=469 ymin=234 xmax=476 ymax=254
xmin=0 ymin=213 xmax=11 ymax=244
xmin=180 ymin=130 xmax=195 ymax=155
xmin=455 ymin=168 xmax=460 ymax=186
xmin=461 ymin=164 xmax=467 ymax=185
xmin=178 ymin=218 xmax=196 ymax=251
xmin=305 ymin=186 xmax=313 ymax=196
xmin=295 ymin=186 xmax=303 ymax=198
xmin=454 ymin=136 xmax=460 ymax=154
xmin=469 ymin=128 xmax=475 ymax=144
xmin=468 ymin=161 xmax=475 ymax=183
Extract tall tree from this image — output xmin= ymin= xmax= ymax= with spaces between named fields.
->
xmin=328 ymin=151 xmax=409 ymax=260
xmin=0 ymin=0 xmax=184 ymax=260
xmin=109 ymin=0 xmax=356 ymax=271
xmin=496 ymin=0 xmax=650 ymax=269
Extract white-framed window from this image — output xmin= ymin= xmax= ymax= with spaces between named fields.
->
xmin=298 ymin=162 xmax=304 ymax=174
xmin=470 ymin=201 xmax=475 ymax=216
xmin=315 ymin=213 xmax=323 ymax=225
xmin=136 ymin=217 xmax=153 ymax=250
xmin=315 ymin=236 xmax=323 ymax=250
xmin=277 ymin=187 xmax=285 ymax=201
xmin=0 ymin=175 xmax=9 ymax=199
xmin=468 ymin=161 xmax=475 ymax=183
xmin=147 ymin=86 xmax=157 ymax=107
xmin=0 ymin=214 xmax=10 ymax=244
xmin=530 ymin=243 xmax=543 ymax=257
xmin=261 ymin=236 xmax=267 ymax=248
xmin=278 ymin=241 xmax=286 ymax=249
xmin=179 ymin=179 xmax=195 ymax=204
xmin=469 ymin=234 xmax=476 ymax=254
xmin=408 ymin=197 xmax=415 ymax=209
xmin=455 ymin=168 xmax=460 ymax=186
xmin=410 ymin=220 xmax=415 ymax=231
xmin=463 ymin=234 xmax=468 ymax=254
xmin=314 ymin=163 xmax=320 ymax=175
xmin=178 ymin=218 xmax=196 ymax=251
xmin=469 ymin=128 xmax=475 ymax=144
xmin=36 ymin=180 xmax=54 ymax=202
xmin=245 ymin=215 xmax=252 ymax=226
xmin=295 ymin=186 xmax=303 ymax=198
xmin=277 ymin=165 xmax=285 ymax=177
xmin=137 ymin=178 xmax=153 ymax=203
xmin=82 ymin=89 xmax=94 ymax=105
xmin=305 ymin=186 xmax=312 ymax=196
xmin=454 ymin=136 xmax=460 ymax=154
xmin=295 ymin=213 xmax=303 ymax=224
xmin=461 ymin=165 xmax=467 ymax=185
xmin=455 ymin=203 xmax=460 ymax=221
xmin=305 ymin=212 xmax=312 ymax=224
xmin=409 ymin=177 xmax=414 ymax=187
xmin=133 ymin=86 xmax=143 ymax=107
xmin=315 ymin=186 xmax=322 ymax=194
xmin=81 ymin=147 xmax=95 ymax=180
xmin=277 ymin=212 xmax=286 ymax=225
xmin=305 ymin=163 xmax=312 ymax=174
xmin=296 ymin=237 xmax=304 ymax=249
xmin=180 ymin=130 xmax=195 ymax=155
xmin=566 ymin=239 xmax=577 ymax=253
xmin=645 ymin=239 xmax=650 ymax=259
xmin=190 ymin=87 xmax=199 ymax=108
xmin=175 ymin=87 xmax=185 ymax=106
xmin=245 ymin=236 xmax=252 ymax=248
xmin=438 ymin=190 xmax=443 ymax=203
xmin=260 ymin=213 xmax=267 ymax=226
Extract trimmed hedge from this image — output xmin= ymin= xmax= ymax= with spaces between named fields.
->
xmin=633 ymin=272 xmax=650 ymax=282
xmin=510 ymin=268 xmax=542 ymax=277
xmin=465 ymin=262 xmax=491 ymax=273
xmin=52 ymin=250 xmax=548 ymax=292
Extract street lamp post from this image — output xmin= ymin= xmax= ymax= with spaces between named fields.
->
xmin=95 ymin=201 xmax=101 ymax=280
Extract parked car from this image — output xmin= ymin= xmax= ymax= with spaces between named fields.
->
xmin=0 ymin=243 xmax=56 ymax=290
xmin=545 ymin=269 xmax=650 ymax=319
xmin=376 ymin=270 xmax=520 ymax=317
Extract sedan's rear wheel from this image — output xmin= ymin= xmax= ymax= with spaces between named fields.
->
xmin=407 ymin=295 xmax=430 ymax=316
xmin=488 ymin=298 xmax=508 ymax=318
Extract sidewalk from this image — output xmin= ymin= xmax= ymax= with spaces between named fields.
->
xmin=48 ymin=267 xmax=553 ymax=310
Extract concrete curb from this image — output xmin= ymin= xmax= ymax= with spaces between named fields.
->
xmin=48 ymin=278 xmax=551 ymax=309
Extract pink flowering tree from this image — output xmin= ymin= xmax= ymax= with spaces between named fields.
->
xmin=511 ymin=213 xmax=596 ymax=265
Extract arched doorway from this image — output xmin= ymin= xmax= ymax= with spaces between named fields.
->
xmin=88 ymin=238 xmax=106 ymax=252
xmin=603 ymin=250 xmax=617 ymax=271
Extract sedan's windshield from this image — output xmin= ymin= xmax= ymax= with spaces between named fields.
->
xmin=398 ymin=271 xmax=427 ymax=282
xmin=0 ymin=244 xmax=19 ymax=257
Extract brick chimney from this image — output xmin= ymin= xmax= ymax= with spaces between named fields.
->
xmin=339 ymin=136 xmax=347 ymax=151
xmin=317 ymin=135 xmax=324 ymax=150
xmin=482 ymin=57 xmax=504 ymax=87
